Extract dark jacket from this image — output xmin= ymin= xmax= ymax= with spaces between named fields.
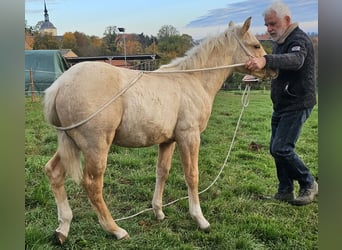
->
xmin=264 ymin=26 xmax=316 ymax=113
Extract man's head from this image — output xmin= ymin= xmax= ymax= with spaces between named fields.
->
xmin=263 ymin=1 xmax=292 ymax=41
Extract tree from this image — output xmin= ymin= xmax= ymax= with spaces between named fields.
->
xmin=25 ymin=20 xmax=35 ymax=36
xmin=125 ymin=40 xmax=143 ymax=55
xmin=61 ymin=32 xmax=77 ymax=50
xmin=88 ymin=35 xmax=103 ymax=56
xmin=73 ymin=31 xmax=91 ymax=56
xmin=157 ymin=25 xmax=179 ymax=39
xmin=33 ymin=33 xmax=59 ymax=49
xmin=102 ymin=26 xmax=118 ymax=55
xmin=156 ymin=25 xmax=193 ymax=64
xmin=137 ymin=33 xmax=156 ymax=52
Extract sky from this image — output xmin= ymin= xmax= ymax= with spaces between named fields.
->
xmin=25 ymin=0 xmax=318 ymax=40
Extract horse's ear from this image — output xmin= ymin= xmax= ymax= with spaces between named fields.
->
xmin=241 ymin=16 xmax=252 ymax=34
xmin=229 ymin=21 xmax=234 ymax=28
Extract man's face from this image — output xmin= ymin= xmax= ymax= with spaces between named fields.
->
xmin=264 ymin=10 xmax=289 ymax=41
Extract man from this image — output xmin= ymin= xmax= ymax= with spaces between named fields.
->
xmin=245 ymin=1 xmax=318 ymax=206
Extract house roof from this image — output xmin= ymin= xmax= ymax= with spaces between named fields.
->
xmin=60 ymin=49 xmax=78 ymax=58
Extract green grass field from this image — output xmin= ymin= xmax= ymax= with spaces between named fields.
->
xmin=25 ymin=90 xmax=318 ymax=249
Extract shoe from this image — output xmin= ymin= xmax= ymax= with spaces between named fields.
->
xmin=292 ymin=181 xmax=318 ymax=206
xmin=274 ymin=191 xmax=294 ymax=202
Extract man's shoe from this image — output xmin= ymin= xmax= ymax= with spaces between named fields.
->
xmin=292 ymin=181 xmax=318 ymax=206
xmin=274 ymin=192 xmax=294 ymax=202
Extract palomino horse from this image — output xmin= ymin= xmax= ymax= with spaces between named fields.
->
xmin=44 ymin=17 xmax=275 ymax=243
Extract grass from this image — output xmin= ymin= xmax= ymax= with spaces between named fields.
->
xmin=25 ymin=90 xmax=318 ymax=249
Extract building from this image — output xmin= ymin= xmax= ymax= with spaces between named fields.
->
xmin=60 ymin=49 xmax=78 ymax=58
xmin=36 ymin=0 xmax=57 ymax=36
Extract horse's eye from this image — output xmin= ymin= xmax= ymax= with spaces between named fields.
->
xmin=254 ymin=44 xmax=261 ymax=49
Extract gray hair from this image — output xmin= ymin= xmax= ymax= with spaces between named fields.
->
xmin=263 ymin=1 xmax=291 ymax=19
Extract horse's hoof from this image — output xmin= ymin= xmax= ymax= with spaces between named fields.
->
xmin=115 ymin=228 xmax=130 ymax=240
xmin=118 ymin=233 xmax=130 ymax=240
xmin=154 ymin=210 xmax=165 ymax=221
xmin=55 ymin=231 xmax=67 ymax=245
xmin=156 ymin=214 xmax=165 ymax=221
xmin=202 ymin=225 xmax=211 ymax=233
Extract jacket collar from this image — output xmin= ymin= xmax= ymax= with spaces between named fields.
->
xmin=276 ymin=22 xmax=298 ymax=44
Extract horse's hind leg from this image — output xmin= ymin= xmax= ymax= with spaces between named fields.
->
xmin=152 ymin=142 xmax=176 ymax=220
xmin=178 ymin=132 xmax=210 ymax=231
xmin=83 ymin=150 xmax=128 ymax=240
xmin=45 ymin=152 xmax=72 ymax=244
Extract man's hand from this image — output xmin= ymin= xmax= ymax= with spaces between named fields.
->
xmin=245 ymin=56 xmax=266 ymax=71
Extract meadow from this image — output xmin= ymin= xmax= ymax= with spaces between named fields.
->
xmin=25 ymin=90 xmax=318 ymax=249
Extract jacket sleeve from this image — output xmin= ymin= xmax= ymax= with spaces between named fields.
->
xmin=264 ymin=41 xmax=307 ymax=71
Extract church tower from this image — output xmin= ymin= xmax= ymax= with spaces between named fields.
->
xmin=38 ymin=0 xmax=57 ymax=36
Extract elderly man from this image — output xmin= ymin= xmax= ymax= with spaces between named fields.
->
xmin=245 ymin=1 xmax=318 ymax=206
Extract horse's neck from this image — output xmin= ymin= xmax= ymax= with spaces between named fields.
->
xmin=194 ymin=48 xmax=235 ymax=97
xmin=183 ymin=38 xmax=237 ymax=96
xmin=198 ymin=67 xmax=233 ymax=98
xmin=161 ymin=33 xmax=238 ymax=97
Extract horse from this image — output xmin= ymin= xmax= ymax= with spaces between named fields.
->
xmin=44 ymin=17 xmax=276 ymax=243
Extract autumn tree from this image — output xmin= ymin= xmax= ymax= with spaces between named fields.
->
xmin=157 ymin=25 xmax=193 ymax=64
xmin=137 ymin=33 xmax=156 ymax=53
xmin=73 ymin=31 xmax=92 ymax=56
xmin=88 ymin=35 xmax=103 ymax=56
xmin=33 ymin=33 xmax=59 ymax=49
xmin=61 ymin=32 xmax=77 ymax=50
xmin=125 ymin=40 xmax=143 ymax=55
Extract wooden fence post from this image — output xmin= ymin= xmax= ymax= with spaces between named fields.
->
xmin=29 ymin=68 xmax=35 ymax=102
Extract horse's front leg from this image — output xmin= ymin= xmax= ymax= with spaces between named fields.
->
xmin=178 ymin=132 xmax=210 ymax=231
xmin=152 ymin=142 xmax=176 ymax=220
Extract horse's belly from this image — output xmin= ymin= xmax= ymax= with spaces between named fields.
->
xmin=113 ymin=124 xmax=174 ymax=147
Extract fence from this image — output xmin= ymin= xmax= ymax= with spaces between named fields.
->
xmin=25 ymin=58 xmax=160 ymax=100
xmin=24 ymin=68 xmax=64 ymax=99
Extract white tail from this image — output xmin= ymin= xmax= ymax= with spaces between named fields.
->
xmin=44 ymin=80 xmax=83 ymax=183
xmin=57 ymin=131 xmax=83 ymax=184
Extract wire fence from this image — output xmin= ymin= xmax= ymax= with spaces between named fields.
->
xmin=25 ymin=68 xmax=65 ymax=101
xmin=25 ymin=59 xmax=160 ymax=100
xmin=25 ymin=62 xmax=267 ymax=103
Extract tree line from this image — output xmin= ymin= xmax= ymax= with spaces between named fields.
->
xmin=25 ymin=23 xmax=318 ymax=90
xmin=25 ymin=24 xmax=194 ymax=65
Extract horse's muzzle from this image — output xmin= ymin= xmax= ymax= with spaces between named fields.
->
xmin=256 ymin=68 xmax=278 ymax=80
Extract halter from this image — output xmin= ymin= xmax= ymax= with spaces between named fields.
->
xmin=231 ymin=29 xmax=274 ymax=79
xmin=231 ymin=30 xmax=254 ymax=58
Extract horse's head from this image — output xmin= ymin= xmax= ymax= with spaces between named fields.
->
xmin=229 ymin=17 xmax=277 ymax=80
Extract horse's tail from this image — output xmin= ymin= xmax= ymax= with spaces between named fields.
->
xmin=57 ymin=131 xmax=83 ymax=184
xmin=44 ymin=79 xmax=62 ymax=126
xmin=44 ymin=79 xmax=83 ymax=184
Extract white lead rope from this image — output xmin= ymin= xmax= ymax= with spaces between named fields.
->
xmin=53 ymin=63 xmax=246 ymax=131
xmin=115 ymin=84 xmax=251 ymax=222
xmin=53 ymin=72 xmax=144 ymax=131
xmin=148 ymin=63 xmax=246 ymax=74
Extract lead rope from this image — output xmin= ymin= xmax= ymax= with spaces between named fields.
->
xmin=53 ymin=72 xmax=144 ymax=131
xmin=53 ymin=29 xmax=252 ymax=131
xmin=53 ymin=63 xmax=247 ymax=131
xmin=115 ymin=84 xmax=251 ymax=222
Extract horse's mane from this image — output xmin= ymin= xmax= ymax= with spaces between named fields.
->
xmin=159 ymin=25 xmax=239 ymax=70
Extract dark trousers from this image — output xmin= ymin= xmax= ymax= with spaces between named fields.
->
xmin=270 ymin=109 xmax=315 ymax=193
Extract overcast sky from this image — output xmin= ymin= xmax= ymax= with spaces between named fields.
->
xmin=25 ymin=0 xmax=318 ymax=40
